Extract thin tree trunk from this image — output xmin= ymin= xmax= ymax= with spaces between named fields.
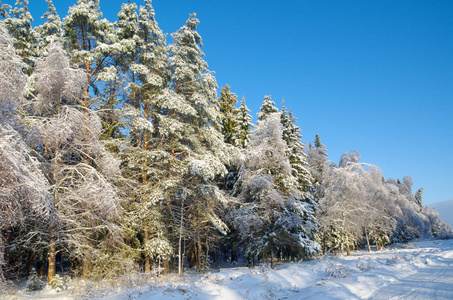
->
xmin=346 ymin=244 xmax=351 ymax=256
xmin=365 ymin=229 xmax=371 ymax=252
xmin=270 ymin=249 xmax=275 ymax=269
xmin=178 ymin=196 xmax=184 ymax=276
xmin=270 ymin=237 xmax=275 ymax=269
xmin=47 ymin=229 xmax=56 ymax=283
xmin=81 ymin=258 xmax=90 ymax=279
xmin=144 ymin=230 xmax=151 ymax=273
xmin=197 ymin=236 xmax=202 ymax=272
xmin=0 ymin=231 xmax=4 ymax=281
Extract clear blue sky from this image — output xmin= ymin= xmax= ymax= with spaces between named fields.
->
xmin=6 ymin=0 xmax=453 ymax=205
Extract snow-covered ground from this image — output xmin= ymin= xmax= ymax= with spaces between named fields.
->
xmin=4 ymin=239 xmax=453 ymax=300
xmin=431 ymin=200 xmax=453 ymax=228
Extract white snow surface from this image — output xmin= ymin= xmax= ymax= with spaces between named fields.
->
xmin=431 ymin=200 xmax=453 ymax=228
xmin=5 ymin=239 xmax=453 ymax=300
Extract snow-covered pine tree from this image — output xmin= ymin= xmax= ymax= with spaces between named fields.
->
xmin=218 ymin=85 xmax=239 ymax=145
xmin=280 ymin=105 xmax=313 ymax=192
xmin=115 ymin=0 xmax=174 ymax=273
xmin=257 ymin=95 xmax=278 ymax=121
xmin=235 ymin=96 xmax=253 ymax=148
xmin=307 ymin=134 xmax=328 ymax=195
xmin=415 ymin=188 xmax=423 ymax=207
xmin=35 ymin=0 xmax=63 ymax=53
xmin=2 ymin=0 xmax=37 ymax=75
xmin=63 ymin=0 xmax=116 ymax=111
xmin=166 ymin=13 xmax=233 ymax=274
xmin=231 ymin=113 xmax=320 ymax=266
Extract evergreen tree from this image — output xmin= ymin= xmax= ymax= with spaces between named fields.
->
xmin=257 ymin=95 xmax=278 ymax=121
xmin=280 ymin=105 xmax=313 ymax=192
xmin=63 ymin=0 xmax=116 ymax=110
xmin=218 ymin=85 xmax=239 ymax=145
xmin=2 ymin=0 xmax=37 ymax=75
xmin=235 ymin=96 xmax=253 ymax=148
xmin=35 ymin=0 xmax=63 ymax=52
xmin=415 ymin=188 xmax=424 ymax=207
xmin=116 ymin=0 xmax=173 ymax=273
xmin=308 ymin=134 xmax=328 ymax=186
xmin=165 ymin=13 xmax=233 ymax=274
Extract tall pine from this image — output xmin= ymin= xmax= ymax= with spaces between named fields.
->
xmin=166 ymin=13 xmax=232 ymax=274
xmin=257 ymin=95 xmax=278 ymax=121
xmin=218 ymin=85 xmax=239 ymax=145
xmin=280 ymin=105 xmax=313 ymax=192
xmin=235 ymin=96 xmax=253 ymax=148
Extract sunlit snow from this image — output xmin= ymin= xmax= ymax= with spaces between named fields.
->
xmin=7 ymin=239 xmax=453 ymax=300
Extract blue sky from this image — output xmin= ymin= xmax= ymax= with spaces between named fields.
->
xmin=5 ymin=0 xmax=453 ymax=205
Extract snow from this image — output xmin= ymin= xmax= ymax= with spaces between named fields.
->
xmin=6 ymin=239 xmax=453 ymax=300
xmin=431 ymin=200 xmax=453 ymax=228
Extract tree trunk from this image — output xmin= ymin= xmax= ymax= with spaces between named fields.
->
xmin=0 ymin=231 xmax=4 ymax=281
xmin=178 ymin=196 xmax=185 ymax=276
xmin=270 ymin=249 xmax=275 ymax=269
xmin=82 ymin=258 xmax=90 ymax=279
xmin=365 ymin=229 xmax=371 ymax=252
xmin=197 ymin=236 xmax=202 ymax=272
xmin=162 ymin=259 xmax=169 ymax=275
xmin=47 ymin=231 xmax=56 ymax=283
xmin=37 ymin=259 xmax=45 ymax=278
xmin=144 ymin=230 xmax=151 ymax=272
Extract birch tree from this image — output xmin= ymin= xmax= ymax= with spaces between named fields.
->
xmin=0 ymin=25 xmax=53 ymax=282
xmin=25 ymin=43 xmax=122 ymax=280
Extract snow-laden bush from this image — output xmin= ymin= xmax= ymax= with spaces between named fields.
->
xmin=325 ymin=262 xmax=353 ymax=278
xmin=385 ymin=255 xmax=403 ymax=265
xmin=25 ymin=269 xmax=45 ymax=291
xmin=48 ymin=274 xmax=68 ymax=292
xmin=356 ymin=261 xmax=374 ymax=272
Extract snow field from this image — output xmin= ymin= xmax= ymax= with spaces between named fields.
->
xmin=4 ymin=239 xmax=453 ymax=300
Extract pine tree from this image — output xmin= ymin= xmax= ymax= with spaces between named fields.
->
xmin=63 ymin=0 xmax=116 ymax=110
xmin=257 ymin=95 xmax=278 ymax=121
xmin=415 ymin=187 xmax=423 ymax=207
xmin=235 ymin=96 xmax=253 ymax=148
xmin=218 ymin=85 xmax=239 ymax=145
xmin=308 ymin=134 xmax=328 ymax=187
xmin=35 ymin=0 xmax=63 ymax=52
xmin=2 ymin=0 xmax=37 ymax=75
xmin=116 ymin=0 xmax=173 ymax=273
xmin=280 ymin=105 xmax=313 ymax=192
xmin=165 ymin=13 xmax=232 ymax=274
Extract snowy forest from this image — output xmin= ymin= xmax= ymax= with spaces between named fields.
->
xmin=0 ymin=0 xmax=451 ymax=290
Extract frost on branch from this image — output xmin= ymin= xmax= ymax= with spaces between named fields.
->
xmin=144 ymin=238 xmax=174 ymax=262
xmin=32 ymin=42 xmax=86 ymax=115
xmin=0 ymin=125 xmax=53 ymax=225
xmin=0 ymin=25 xmax=26 ymax=125
xmin=189 ymin=157 xmax=228 ymax=182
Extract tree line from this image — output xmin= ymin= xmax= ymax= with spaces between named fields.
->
xmin=0 ymin=0 xmax=451 ymax=287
